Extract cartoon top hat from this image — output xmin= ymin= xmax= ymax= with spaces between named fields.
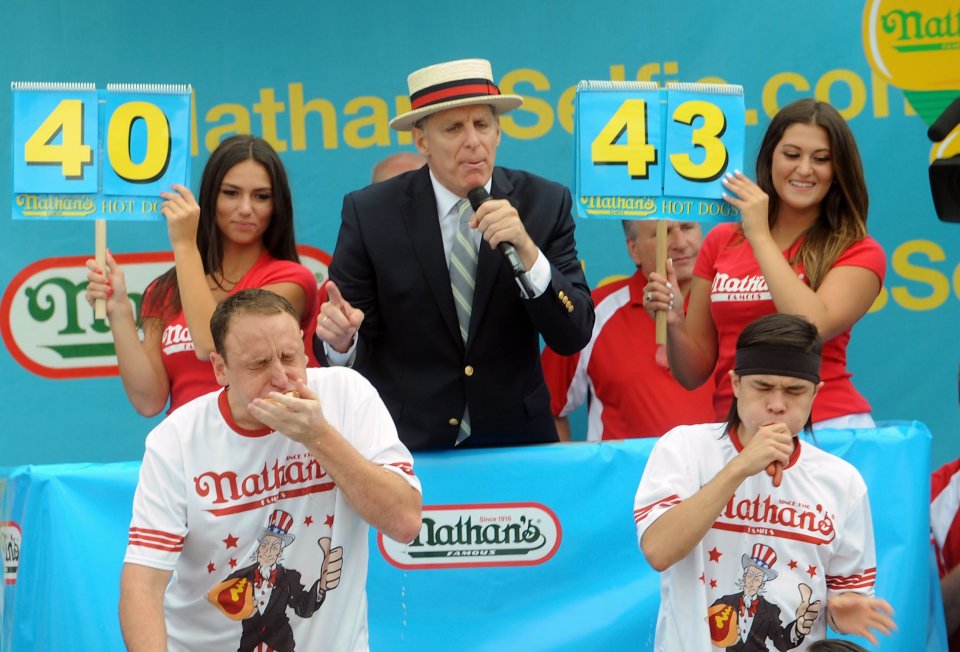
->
xmin=258 ymin=509 xmax=296 ymax=547
xmin=741 ymin=543 xmax=778 ymax=580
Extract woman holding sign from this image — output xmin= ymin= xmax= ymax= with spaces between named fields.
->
xmin=84 ymin=135 xmax=319 ymax=415
xmin=644 ymin=99 xmax=885 ymax=428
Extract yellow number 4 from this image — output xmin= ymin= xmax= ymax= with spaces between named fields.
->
xmin=23 ymin=99 xmax=93 ymax=179
xmin=591 ymin=99 xmax=658 ymax=179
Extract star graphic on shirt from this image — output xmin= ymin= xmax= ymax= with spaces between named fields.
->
xmin=222 ymin=533 xmax=239 ymax=549
xmin=709 ymin=579 xmax=718 ymax=589
xmin=325 ymin=514 xmax=335 ymax=528
xmin=708 ymin=547 xmax=723 ymax=563
xmin=229 ymin=558 xmax=238 ymax=568
xmin=806 ymin=565 xmax=818 ymax=578
xmin=699 ymin=574 xmax=705 ymax=584
xmin=304 ymin=515 xmax=314 ymax=526
xmin=788 ymin=560 xmax=798 ymax=570
xmin=207 ymin=561 xmax=216 ymax=574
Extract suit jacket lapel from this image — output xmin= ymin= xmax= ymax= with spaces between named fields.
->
xmin=402 ymin=168 xmax=462 ymax=346
xmin=468 ymin=167 xmax=514 ymax=348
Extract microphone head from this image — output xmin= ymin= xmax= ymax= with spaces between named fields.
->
xmin=467 ymin=187 xmax=491 ymax=211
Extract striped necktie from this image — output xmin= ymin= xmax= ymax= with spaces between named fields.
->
xmin=450 ymin=198 xmax=477 ymax=444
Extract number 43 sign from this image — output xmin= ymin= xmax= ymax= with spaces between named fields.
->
xmin=11 ymin=82 xmax=191 ymax=221
xmin=574 ymin=81 xmax=745 ymax=222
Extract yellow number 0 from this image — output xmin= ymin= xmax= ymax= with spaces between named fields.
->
xmin=107 ymin=101 xmax=171 ymax=183
xmin=23 ymin=99 xmax=93 ymax=179
xmin=591 ymin=99 xmax=658 ymax=179
xmin=669 ymin=100 xmax=728 ymax=182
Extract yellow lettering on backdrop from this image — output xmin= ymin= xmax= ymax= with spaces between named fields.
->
xmin=890 ymin=240 xmax=950 ymax=311
xmin=815 ymin=70 xmax=866 ymax=120
xmin=394 ymin=96 xmax=413 ymax=146
xmin=289 ymin=83 xmax=338 ymax=150
xmin=762 ymin=73 xmax=811 ymax=118
xmin=205 ymin=105 xmax=251 ymax=152
xmin=254 ymin=88 xmax=288 ymax=152
xmin=343 ymin=96 xmax=391 ymax=148
xmin=499 ymin=69 xmax=553 ymax=140
xmin=558 ymin=85 xmax=577 ymax=134
xmin=868 ymin=286 xmax=888 ymax=313
xmin=181 ymin=66 xmax=919 ymax=154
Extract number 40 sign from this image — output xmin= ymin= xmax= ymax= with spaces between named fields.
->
xmin=11 ymin=82 xmax=191 ymax=221
xmin=574 ymin=81 xmax=745 ymax=222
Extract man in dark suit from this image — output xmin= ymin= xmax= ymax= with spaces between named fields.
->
xmin=314 ymin=58 xmax=594 ymax=450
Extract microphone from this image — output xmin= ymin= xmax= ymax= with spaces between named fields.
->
xmin=928 ymin=95 xmax=960 ymax=142
xmin=467 ymin=187 xmax=538 ymax=299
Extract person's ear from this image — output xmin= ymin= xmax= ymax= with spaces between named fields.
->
xmin=211 ymin=352 xmax=229 ymax=387
xmin=729 ymin=370 xmax=741 ymax=398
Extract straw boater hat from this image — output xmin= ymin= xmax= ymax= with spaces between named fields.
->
xmin=389 ymin=58 xmax=523 ymax=131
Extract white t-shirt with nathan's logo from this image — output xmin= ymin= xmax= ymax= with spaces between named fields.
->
xmin=634 ymin=423 xmax=876 ymax=651
xmin=125 ymin=367 xmax=420 ymax=652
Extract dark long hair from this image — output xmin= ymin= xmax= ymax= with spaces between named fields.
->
xmin=142 ymin=135 xmax=300 ymax=322
xmin=724 ymin=313 xmax=822 ymax=436
xmin=754 ymin=99 xmax=869 ymax=290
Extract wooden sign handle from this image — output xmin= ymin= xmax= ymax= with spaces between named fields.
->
xmin=655 ymin=220 xmax=667 ymax=345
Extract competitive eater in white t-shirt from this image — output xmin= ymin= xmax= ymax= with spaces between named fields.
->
xmin=119 ymin=289 xmax=422 ymax=652
xmin=634 ymin=313 xmax=894 ymax=651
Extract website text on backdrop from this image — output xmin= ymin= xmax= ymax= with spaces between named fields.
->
xmin=542 ymin=219 xmax=714 ymax=441
xmin=634 ymin=313 xmax=895 ymax=649
xmin=643 ymin=99 xmax=885 ymax=429
xmin=313 ymin=57 xmax=594 ymax=450
xmin=85 ymin=135 xmax=320 ymax=416
xmin=119 ymin=289 xmax=421 ymax=651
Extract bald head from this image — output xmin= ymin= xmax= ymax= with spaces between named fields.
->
xmin=372 ymin=152 xmax=426 ymax=183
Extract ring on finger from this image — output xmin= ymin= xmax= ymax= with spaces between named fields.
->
xmin=645 ymin=292 xmax=653 ymax=302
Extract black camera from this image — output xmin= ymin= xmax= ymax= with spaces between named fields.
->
xmin=928 ymin=96 xmax=960 ymax=223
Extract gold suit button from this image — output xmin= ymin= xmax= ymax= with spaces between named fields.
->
xmin=449 ymin=418 xmax=459 ymax=426
xmin=464 ymin=365 xmax=475 ymax=377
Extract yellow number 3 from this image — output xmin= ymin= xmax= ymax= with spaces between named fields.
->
xmin=23 ymin=99 xmax=93 ymax=179
xmin=670 ymin=100 xmax=728 ymax=182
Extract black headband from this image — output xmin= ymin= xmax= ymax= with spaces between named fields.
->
xmin=734 ymin=346 xmax=821 ymax=384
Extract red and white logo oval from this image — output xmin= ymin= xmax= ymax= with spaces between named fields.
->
xmin=378 ymin=502 xmax=562 ymax=569
xmin=0 ymin=246 xmax=329 ymax=379
xmin=2 ymin=521 xmax=22 ymax=585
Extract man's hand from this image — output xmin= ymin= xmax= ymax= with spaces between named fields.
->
xmin=794 ymin=583 xmax=821 ymax=636
xmin=737 ymin=423 xmax=794 ymax=484
xmin=316 ymin=281 xmax=364 ymax=354
xmin=471 ymin=198 xmax=538 ymax=270
xmin=248 ymin=380 xmax=330 ymax=447
xmin=827 ymin=591 xmax=896 ymax=645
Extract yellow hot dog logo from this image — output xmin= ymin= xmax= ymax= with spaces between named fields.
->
xmin=863 ymin=0 xmax=960 ymax=91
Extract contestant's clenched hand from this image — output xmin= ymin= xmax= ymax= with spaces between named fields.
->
xmin=248 ymin=379 xmax=329 ymax=446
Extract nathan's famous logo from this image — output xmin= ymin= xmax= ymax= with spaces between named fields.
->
xmin=379 ymin=503 xmax=561 ymax=569
xmin=863 ymin=0 xmax=960 ymax=91
xmin=2 ymin=521 xmax=22 ymax=585
xmin=714 ymin=494 xmax=836 ymax=546
xmin=0 ymin=246 xmax=330 ymax=379
xmin=194 ymin=454 xmax=335 ymax=517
